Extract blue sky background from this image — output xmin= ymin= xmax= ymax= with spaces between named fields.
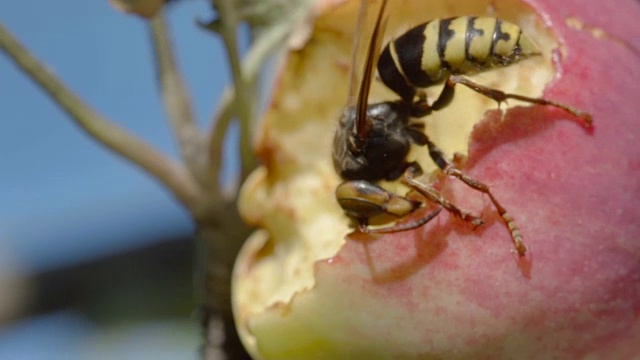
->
xmin=0 ymin=0 xmax=234 ymax=272
xmin=0 ymin=1 xmax=237 ymax=357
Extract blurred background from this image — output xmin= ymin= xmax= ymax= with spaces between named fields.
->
xmin=0 ymin=1 xmax=237 ymax=358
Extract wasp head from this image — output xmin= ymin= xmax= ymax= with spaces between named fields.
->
xmin=333 ymin=100 xmax=419 ymax=182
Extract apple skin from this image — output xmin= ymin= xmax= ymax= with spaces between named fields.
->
xmin=234 ymin=0 xmax=640 ymax=358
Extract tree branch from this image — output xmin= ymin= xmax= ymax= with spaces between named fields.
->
xmin=205 ymin=8 xmax=301 ymax=189
xmin=149 ymin=11 xmax=207 ymax=186
xmin=0 ymin=22 xmax=202 ymax=213
xmin=212 ymin=0 xmax=258 ymax=181
xmin=207 ymin=88 xmax=234 ymax=196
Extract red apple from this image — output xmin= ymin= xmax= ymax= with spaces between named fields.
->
xmin=234 ymin=0 xmax=640 ymax=358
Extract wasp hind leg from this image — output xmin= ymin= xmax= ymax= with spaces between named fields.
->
xmin=411 ymin=75 xmax=592 ymax=124
xmin=442 ymin=75 xmax=592 ymax=125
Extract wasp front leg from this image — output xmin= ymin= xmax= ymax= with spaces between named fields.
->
xmin=401 ymin=164 xmax=484 ymax=228
xmin=336 ymin=180 xmax=443 ymax=234
xmin=422 ymin=139 xmax=527 ymax=257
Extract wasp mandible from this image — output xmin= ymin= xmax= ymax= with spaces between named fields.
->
xmin=332 ymin=0 xmax=592 ymax=257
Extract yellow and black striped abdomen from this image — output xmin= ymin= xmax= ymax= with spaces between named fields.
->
xmin=377 ymin=16 xmax=540 ymax=101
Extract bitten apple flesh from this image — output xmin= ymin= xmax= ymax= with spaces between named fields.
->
xmin=234 ymin=0 xmax=640 ymax=359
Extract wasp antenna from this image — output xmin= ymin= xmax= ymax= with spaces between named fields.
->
xmin=355 ymin=0 xmax=388 ymax=138
xmin=347 ymin=0 xmax=369 ymax=106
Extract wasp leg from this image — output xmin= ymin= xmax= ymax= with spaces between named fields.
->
xmin=423 ymin=139 xmax=527 ymax=257
xmin=402 ymin=163 xmax=484 ymax=228
xmin=410 ymin=84 xmax=455 ymax=116
xmin=427 ymin=77 xmax=457 ymax=112
xmin=410 ymin=90 xmax=433 ymax=117
xmin=444 ymin=75 xmax=592 ymax=125
xmin=363 ymin=207 xmax=443 ymax=234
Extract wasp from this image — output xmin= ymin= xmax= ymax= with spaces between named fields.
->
xmin=332 ymin=0 xmax=592 ymax=257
